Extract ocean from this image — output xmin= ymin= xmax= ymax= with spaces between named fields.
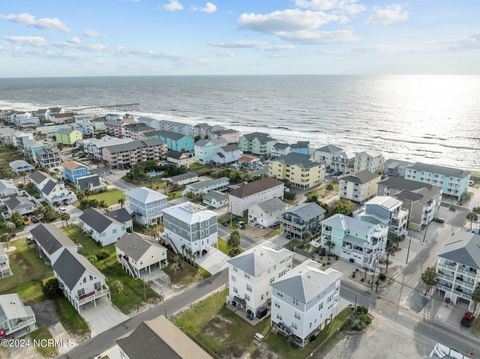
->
xmin=0 ymin=75 xmax=479 ymax=170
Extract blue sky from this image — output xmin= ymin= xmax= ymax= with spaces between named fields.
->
xmin=0 ymin=0 xmax=479 ymax=77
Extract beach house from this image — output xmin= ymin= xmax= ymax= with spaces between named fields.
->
xmin=313 ymin=145 xmax=354 ymax=175
xmin=56 ymin=127 xmax=83 ymax=146
xmin=9 ymin=160 xmax=35 ymax=175
xmin=0 ymin=294 xmax=37 ymax=337
xmin=239 ymin=132 xmax=278 ymax=157
xmin=211 ymin=128 xmax=240 ymax=144
xmin=194 ymin=138 xmax=227 ymax=163
xmin=79 ymin=208 xmax=130 ymax=246
xmin=30 ymin=223 xmax=78 ymax=266
xmin=281 ymin=202 xmax=326 ymax=240
xmin=62 ymin=161 xmax=89 ymax=183
xmin=320 ymin=214 xmax=388 ymax=269
xmin=354 ymin=150 xmax=385 ymax=173
xmin=0 ymin=246 xmax=12 ymax=278
xmin=227 ymin=242 xmax=293 ymax=320
xmin=271 ymin=260 xmax=342 ymax=347
xmin=34 ymin=148 xmax=61 ymax=168
xmin=126 ymin=187 xmax=168 ymax=225
xmin=0 ymin=179 xmax=18 ymax=198
xmin=339 ymin=170 xmax=381 ymax=203
xmin=248 ymin=198 xmax=287 ymax=228
xmin=211 ymin=144 xmax=243 ymax=166
xmin=185 ymin=177 xmax=230 ymax=195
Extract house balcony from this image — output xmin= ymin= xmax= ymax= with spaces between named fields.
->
xmin=454 ymin=277 xmax=475 ymax=290
xmin=437 ymin=261 xmax=457 ymax=272
xmin=6 ymin=312 xmax=36 ymax=335
xmin=75 ymin=285 xmax=110 ymax=306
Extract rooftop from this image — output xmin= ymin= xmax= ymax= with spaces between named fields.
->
xmin=340 ymin=170 xmax=381 ymax=184
xmin=322 ymin=213 xmax=377 ymax=234
xmin=438 ymin=232 xmax=480 ymax=269
xmin=162 ymin=201 xmax=217 ymax=224
xmin=30 ymin=223 xmax=76 ymax=255
xmin=272 ymin=259 xmax=342 ymax=303
xmin=115 ymin=232 xmax=165 ymax=262
xmin=275 ymin=152 xmax=319 ymax=169
xmin=228 ymin=242 xmax=292 ymax=277
xmin=285 ymin=202 xmax=326 ymax=221
xmin=255 ymin=197 xmax=287 ymax=214
xmin=79 ymin=207 xmax=118 ymax=233
xmin=316 ymin=144 xmax=343 ymax=154
xmin=229 ymin=177 xmax=283 ymax=199
xmin=187 ymin=177 xmax=229 ymax=191
xmin=408 ymin=162 xmax=470 ymax=178
xmin=126 ymin=187 xmax=167 ymax=203
xmin=63 ymin=160 xmax=87 ymax=171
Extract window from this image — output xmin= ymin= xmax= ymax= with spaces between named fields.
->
xmin=275 ymin=301 xmax=280 ymax=308
xmin=94 ymin=282 xmax=101 ymax=290
xmin=83 ymin=277 xmax=87 ymax=284
xmin=293 ymin=298 xmax=299 ymax=306
xmin=231 ymin=275 xmax=236 ymax=283
xmin=77 ymin=288 xmax=85 ymax=297
xmin=246 ymin=284 xmax=252 ymax=292
xmin=276 ymin=314 xmax=282 ymax=321
xmin=319 ymin=303 xmax=323 ymax=310
xmin=245 ymin=294 xmax=250 ymax=301
xmin=294 ymin=312 xmax=300 ymax=320
xmin=233 ymin=287 xmax=238 ymax=294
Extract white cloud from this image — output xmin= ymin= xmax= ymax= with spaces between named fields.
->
xmin=276 ymin=29 xmax=359 ymax=43
xmin=0 ymin=13 xmax=70 ymax=32
xmin=68 ymin=37 xmax=82 ymax=46
xmin=214 ymin=50 xmax=234 ymax=57
xmin=237 ymin=9 xmax=356 ymax=44
xmin=3 ymin=35 xmax=48 ymax=47
xmin=367 ymin=4 xmax=409 ymax=26
xmin=209 ymin=40 xmax=295 ymax=51
xmin=294 ymin=0 xmax=366 ymax=15
xmin=164 ymin=0 xmax=184 ymax=11
xmin=192 ymin=2 xmax=217 ymax=14
xmin=238 ymin=9 xmax=347 ymax=34
xmin=83 ymin=29 xmax=103 ymax=38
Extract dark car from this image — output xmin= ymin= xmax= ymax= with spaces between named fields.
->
xmin=433 ymin=217 xmax=446 ymax=224
xmin=461 ymin=312 xmax=474 ymax=328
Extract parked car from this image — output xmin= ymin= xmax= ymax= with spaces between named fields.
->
xmin=59 ymin=206 xmax=66 ymax=212
xmin=461 ymin=312 xmax=474 ymax=328
xmin=238 ymin=221 xmax=246 ymax=230
xmin=433 ymin=217 xmax=445 ymax=224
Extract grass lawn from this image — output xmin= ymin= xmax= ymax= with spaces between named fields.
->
xmin=174 ymin=289 xmax=353 ymax=359
xmin=163 ymin=258 xmax=210 ymax=288
xmin=217 ymin=238 xmax=243 ymax=257
xmin=0 ymin=145 xmax=24 ymax=178
xmin=283 ymin=239 xmax=303 ymax=251
xmin=29 ymin=327 xmax=59 ymax=358
xmin=61 ymin=224 xmax=159 ymax=314
xmin=123 ymin=175 xmax=167 ymax=191
xmin=0 ymin=238 xmax=53 ymax=303
xmin=266 ymin=228 xmax=284 ymax=239
xmin=86 ymin=188 xmax=125 ymax=207
xmin=307 ymin=182 xmax=339 ymax=201
xmin=54 ymin=296 xmax=91 ymax=338
xmin=472 ymin=317 xmax=480 ymax=338
xmin=167 ymin=189 xmax=184 ymax=200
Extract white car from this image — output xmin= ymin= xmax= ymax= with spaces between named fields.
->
xmin=59 ymin=206 xmax=66 ymax=212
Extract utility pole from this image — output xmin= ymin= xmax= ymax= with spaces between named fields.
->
xmin=405 ymin=235 xmax=412 ymax=264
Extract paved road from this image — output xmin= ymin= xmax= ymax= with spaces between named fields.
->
xmin=340 ymin=282 xmax=480 ymax=358
xmin=60 ymin=269 xmax=228 ymax=359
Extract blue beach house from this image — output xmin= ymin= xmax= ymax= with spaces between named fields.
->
xmin=63 ymin=161 xmax=89 ymax=183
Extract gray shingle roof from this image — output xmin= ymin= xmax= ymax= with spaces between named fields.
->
xmin=229 ymin=177 xmax=283 ymax=199
xmin=145 ymin=130 xmax=186 ymax=141
xmin=5 ymin=197 xmax=34 ymax=211
xmin=53 ymin=249 xmax=103 ymax=290
xmin=275 ymin=152 xmax=318 ymax=169
xmin=290 ymin=141 xmax=309 ymax=149
xmin=103 ymin=139 xmax=164 ymax=154
xmin=76 ymin=174 xmax=101 ymax=190
xmin=79 ymin=208 xmax=114 ymax=233
xmin=115 ymin=232 xmax=163 ymax=262
xmin=167 ymin=172 xmax=198 ymax=183
xmin=106 ymin=208 xmax=132 ymax=224
xmin=30 ymin=223 xmax=76 ymax=255
xmin=379 ymin=176 xmax=438 ymax=192
xmin=316 ymin=144 xmax=342 ymax=154
xmin=228 ymin=243 xmax=292 ymax=277
xmin=242 ymin=132 xmax=274 ymax=143
xmin=116 ymin=322 xmax=181 ymax=359
xmin=29 ymin=171 xmax=48 ymax=185
xmin=203 ymin=190 xmax=228 ymax=202
xmin=409 ymin=162 xmax=470 ymax=178
xmin=167 ymin=150 xmax=187 ymax=160
xmin=220 ymin=144 xmax=239 ymax=152
xmin=271 ymin=260 xmax=342 ymax=303
xmin=256 ymin=197 xmax=287 ymax=213
xmin=340 ymin=170 xmax=380 ymax=184
xmin=286 ymin=202 xmax=326 ymax=221
xmin=273 ymin=143 xmax=290 ymax=150
xmin=41 ymin=180 xmax=57 ymax=195
xmin=438 ymin=232 xmax=480 ymax=269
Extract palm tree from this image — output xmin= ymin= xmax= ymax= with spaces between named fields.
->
xmin=421 ymin=267 xmax=438 ymax=295
xmin=325 ymin=240 xmax=335 ymax=255
xmin=99 ymin=200 xmax=109 ymax=211
xmin=384 ymin=239 xmax=396 ymax=273
xmin=303 ymin=231 xmax=313 ymax=242
xmin=472 ymin=285 xmax=480 ymax=315
xmin=466 ymin=211 xmax=478 ymax=231
xmin=3 ymin=222 xmax=15 ymax=249
xmin=0 ymin=233 xmax=10 ymax=250
xmin=61 ymin=212 xmax=71 ymax=226
xmin=118 ymin=198 xmax=125 ymax=208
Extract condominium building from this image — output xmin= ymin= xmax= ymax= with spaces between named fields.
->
xmin=354 ymin=150 xmax=385 ymax=173
xmin=320 ymin=214 xmax=388 ymax=269
xmin=436 ymin=232 xmax=480 ymax=310
xmin=239 ymin=132 xmax=278 ymax=157
xmin=123 ymin=123 xmax=155 ymax=140
xmin=125 ymin=187 xmax=168 ymax=225
xmin=377 ymin=177 xmax=442 ymax=231
xmin=271 ymin=260 xmax=342 ymax=347
xmin=354 ymin=196 xmax=409 ymax=237
xmin=339 ymin=170 xmax=381 ymax=203
xmin=404 ymin=162 xmax=470 ymax=200
xmin=142 ymin=130 xmax=194 ymax=152
xmin=101 ymin=138 xmax=166 ymax=169
xmin=228 ymin=177 xmax=284 ymax=216
xmin=162 ymin=202 xmax=218 ymax=256
xmin=81 ymin=136 xmax=134 ymax=159
xmin=227 ymin=242 xmax=294 ymax=319
xmin=281 ymin=202 xmax=326 ymax=240
xmin=268 ymin=153 xmax=324 ymax=189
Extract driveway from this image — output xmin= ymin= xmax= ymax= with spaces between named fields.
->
xmin=195 ymin=247 xmax=230 ymax=275
xmin=80 ymin=298 xmax=129 ymax=336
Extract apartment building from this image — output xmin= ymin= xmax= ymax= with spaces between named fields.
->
xmin=384 ymin=159 xmax=413 ymax=177
xmin=101 ymin=138 xmax=166 ymax=169
xmin=125 ymin=187 xmax=168 ymax=225
xmin=162 ymin=201 xmax=218 ymax=256
xmin=227 ymin=242 xmax=294 ymax=319
xmin=142 ymin=130 xmax=194 ymax=152
xmin=436 ymin=232 xmax=480 ymax=310
xmin=404 ymin=162 xmax=470 ymax=200
xmin=53 ymin=248 xmax=110 ymax=312
xmin=228 ymin=177 xmax=284 ymax=216
xmin=339 ymin=170 xmax=381 ymax=203
xmin=81 ymin=136 xmax=134 ymax=159
xmin=354 ymin=150 xmax=385 ymax=173
xmin=271 ymin=260 xmax=342 ymax=347
xmin=239 ymin=132 xmax=278 ymax=157
xmin=377 ymin=176 xmax=442 ymax=231
xmin=281 ymin=202 xmax=326 ymax=240
xmin=268 ymin=153 xmax=324 ymax=189
xmin=320 ymin=214 xmax=388 ymax=269
xmin=354 ymin=196 xmax=409 ymax=237
xmin=123 ymin=123 xmax=155 ymax=140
